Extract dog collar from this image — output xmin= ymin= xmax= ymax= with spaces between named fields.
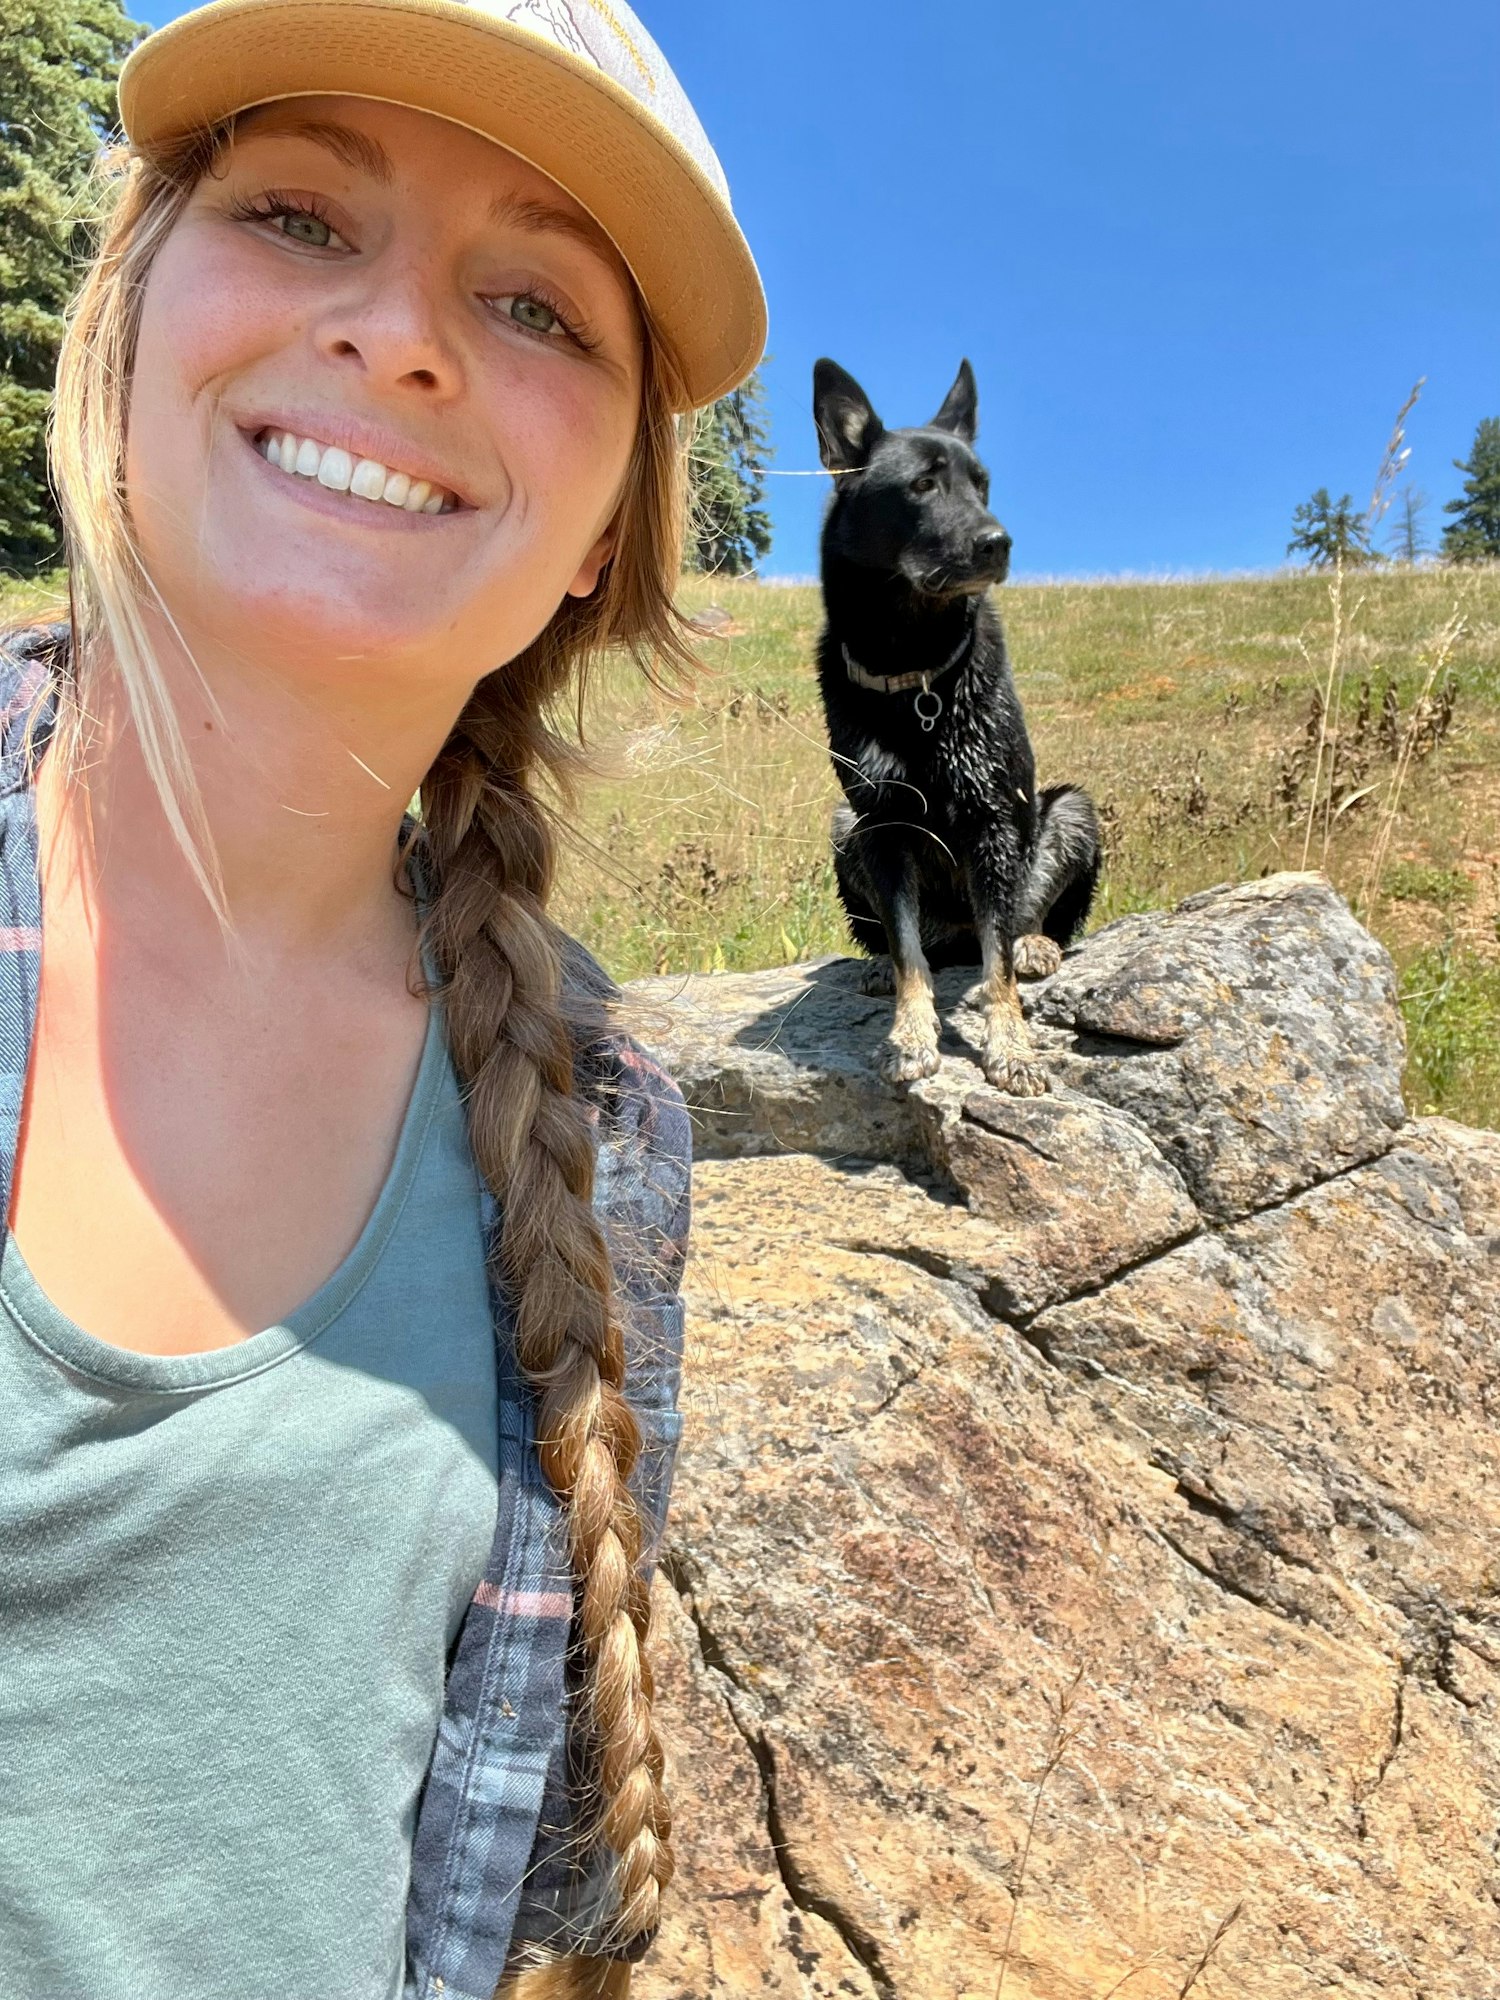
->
xmin=840 ymin=628 xmax=972 ymax=694
xmin=841 ymin=618 xmax=974 ymax=732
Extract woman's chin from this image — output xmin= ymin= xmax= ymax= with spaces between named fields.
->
xmin=144 ymin=508 xmax=561 ymax=695
xmin=194 ymin=578 xmax=466 ymax=684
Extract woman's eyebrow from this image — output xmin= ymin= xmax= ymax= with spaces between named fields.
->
xmin=488 ymin=193 xmax=623 ymax=271
xmin=228 ymin=121 xmax=621 ymax=272
xmin=234 ymin=112 xmax=395 ymax=182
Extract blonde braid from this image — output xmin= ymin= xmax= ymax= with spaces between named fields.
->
xmin=421 ymin=672 xmax=674 ymax=1968
xmin=498 ymin=1958 xmax=632 ymax=2000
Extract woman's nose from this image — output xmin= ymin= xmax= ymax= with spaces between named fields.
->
xmin=314 ymin=263 xmax=461 ymax=396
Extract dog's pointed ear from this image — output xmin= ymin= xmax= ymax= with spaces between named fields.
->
xmin=930 ymin=359 xmax=978 ymax=442
xmin=813 ymin=358 xmax=884 ymax=472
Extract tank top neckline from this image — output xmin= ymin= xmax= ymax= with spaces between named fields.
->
xmin=0 ymin=996 xmax=449 ymax=1397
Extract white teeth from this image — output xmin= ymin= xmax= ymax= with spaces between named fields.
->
xmin=317 ymin=447 xmax=354 ymax=492
xmin=255 ymin=431 xmax=456 ymax=516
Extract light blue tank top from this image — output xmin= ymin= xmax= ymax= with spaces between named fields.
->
xmin=0 ymin=999 xmax=499 ymax=2000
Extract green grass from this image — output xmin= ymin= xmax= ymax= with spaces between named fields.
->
xmin=553 ymin=567 xmax=1500 ymax=1128
xmin=0 ymin=571 xmax=67 ymax=626
xmin=1401 ymin=943 xmax=1500 ymax=1118
xmin=10 ymin=562 xmax=1500 ymax=1125
xmin=1384 ymin=861 xmax=1476 ymax=909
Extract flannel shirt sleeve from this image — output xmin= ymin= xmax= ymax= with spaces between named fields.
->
xmin=605 ymin=1036 xmax=691 ymax=1556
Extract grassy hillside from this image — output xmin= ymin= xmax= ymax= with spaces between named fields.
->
xmin=556 ymin=567 xmax=1500 ymax=1127
xmin=7 ymin=564 xmax=1498 ymax=1124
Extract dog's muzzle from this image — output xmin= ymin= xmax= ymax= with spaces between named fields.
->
xmin=920 ymin=529 xmax=1012 ymax=597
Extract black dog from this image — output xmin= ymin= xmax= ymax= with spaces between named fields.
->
xmin=812 ymin=356 xmax=1101 ymax=1095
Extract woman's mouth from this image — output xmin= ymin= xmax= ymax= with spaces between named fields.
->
xmin=252 ymin=428 xmax=460 ymax=514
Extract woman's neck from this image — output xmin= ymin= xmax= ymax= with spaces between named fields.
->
xmin=53 ymin=618 xmax=465 ymax=960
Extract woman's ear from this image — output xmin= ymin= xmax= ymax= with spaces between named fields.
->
xmin=567 ymin=525 xmax=617 ymax=599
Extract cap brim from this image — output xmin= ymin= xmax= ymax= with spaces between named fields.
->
xmin=118 ymin=0 xmax=766 ymax=408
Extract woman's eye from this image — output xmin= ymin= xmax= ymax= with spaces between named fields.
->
xmin=279 ymin=210 xmax=333 ymax=248
xmin=245 ymin=203 xmax=347 ymax=250
xmin=496 ymin=294 xmax=566 ymax=338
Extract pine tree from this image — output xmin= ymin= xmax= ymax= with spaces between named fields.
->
xmin=1386 ymin=485 xmax=1430 ymax=565
xmin=1440 ymin=418 xmax=1500 ymax=564
xmin=0 ymin=0 xmax=139 ymax=572
xmin=686 ymin=370 xmax=773 ymax=576
xmin=1287 ymin=488 xmax=1377 ymax=569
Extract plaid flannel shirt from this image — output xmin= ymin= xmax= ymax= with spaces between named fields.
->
xmin=0 ymin=631 xmax=691 ymax=1998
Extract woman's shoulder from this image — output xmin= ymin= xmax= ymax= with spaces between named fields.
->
xmin=0 ymin=622 xmax=64 ymax=775
xmin=562 ymin=932 xmax=692 ymax=1300
xmin=561 ymin=933 xmax=689 ymax=1144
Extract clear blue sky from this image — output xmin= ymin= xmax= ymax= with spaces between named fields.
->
xmin=141 ymin=0 xmax=1500 ymax=579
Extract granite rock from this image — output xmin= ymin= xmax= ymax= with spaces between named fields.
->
xmin=625 ymin=872 xmax=1408 ymax=1226
xmin=625 ymin=876 xmax=1500 ymax=1999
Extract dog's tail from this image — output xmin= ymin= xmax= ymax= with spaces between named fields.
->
xmin=1017 ymin=784 xmax=1102 ymax=945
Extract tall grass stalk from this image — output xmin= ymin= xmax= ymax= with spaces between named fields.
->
xmin=1297 ymin=563 xmax=1363 ymax=869
xmin=1096 ymin=1950 xmax=1172 ymax=1998
xmin=1358 ymin=611 xmax=1466 ymax=914
xmin=1366 ymin=380 xmax=1424 ymax=543
xmin=1174 ymin=1900 xmax=1245 ymax=1997
xmin=993 ymin=1665 xmax=1086 ymax=2000
xmin=1299 ymin=380 xmax=1424 ymax=873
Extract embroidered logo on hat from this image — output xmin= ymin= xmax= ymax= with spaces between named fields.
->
xmin=504 ymin=1 xmax=598 ymax=64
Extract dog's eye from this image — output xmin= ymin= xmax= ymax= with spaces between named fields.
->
xmin=911 ymin=475 xmax=937 ymax=495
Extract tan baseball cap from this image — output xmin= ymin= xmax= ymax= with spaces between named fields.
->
xmin=118 ymin=0 xmax=766 ymax=409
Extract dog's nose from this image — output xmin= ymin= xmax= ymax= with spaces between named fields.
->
xmin=975 ymin=528 xmax=1011 ymax=568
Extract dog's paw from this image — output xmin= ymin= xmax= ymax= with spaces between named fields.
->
xmin=984 ymin=1051 xmax=1051 ymax=1097
xmin=881 ymin=1037 xmax=941 ymax=1085
xmin=858 ymin=956 xmax=896 ymax=997
xmin=1013 ymin=933 xmax=1063 ymax=980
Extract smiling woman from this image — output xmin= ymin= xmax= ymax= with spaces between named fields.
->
xmin=117 ymin=101 xmax=649 ymax=697
xmin=0 ymin=5 xmax=763 ymax=2000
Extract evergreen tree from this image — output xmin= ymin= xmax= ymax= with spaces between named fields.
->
xmin=1440 ymin=418 xmax=1500 ymax=564
xmin=686 ymin=369 xmax=773 ymax=576
xmin=1287 ymin=488 xmax=1377 ymax=569
xmin=1 ymin=0 xmax=139 ymax=572
xmin=1386 ymin=485 xmax=1430 ymax=565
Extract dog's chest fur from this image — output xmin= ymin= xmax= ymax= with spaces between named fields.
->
xmin=818 ymin=602 xmax=1037 ymax=831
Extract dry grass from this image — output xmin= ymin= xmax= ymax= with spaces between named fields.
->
xmin=553 ymin=567 xmax=1500 ymax=1126
xmin=0 ymin=571 xmax=66 ymax=627
xmin=8 ymin=563 xmax=1498 ymax=1124
xmin=993 ymin=1665 xmax=1085 ymax=2000
xmin=974 ymin=1664 xmax=1247 ymax=2000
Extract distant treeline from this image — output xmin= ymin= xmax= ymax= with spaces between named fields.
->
xmin=1289 ymin=418 xmax=1500 ymax=571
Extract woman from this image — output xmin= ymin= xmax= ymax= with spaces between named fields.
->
xmin=0 ymin=2 xmax=764 ymax=1996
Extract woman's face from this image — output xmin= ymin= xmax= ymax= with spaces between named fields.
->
xmin=126 ymin=97 xmax=645 ymax=693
